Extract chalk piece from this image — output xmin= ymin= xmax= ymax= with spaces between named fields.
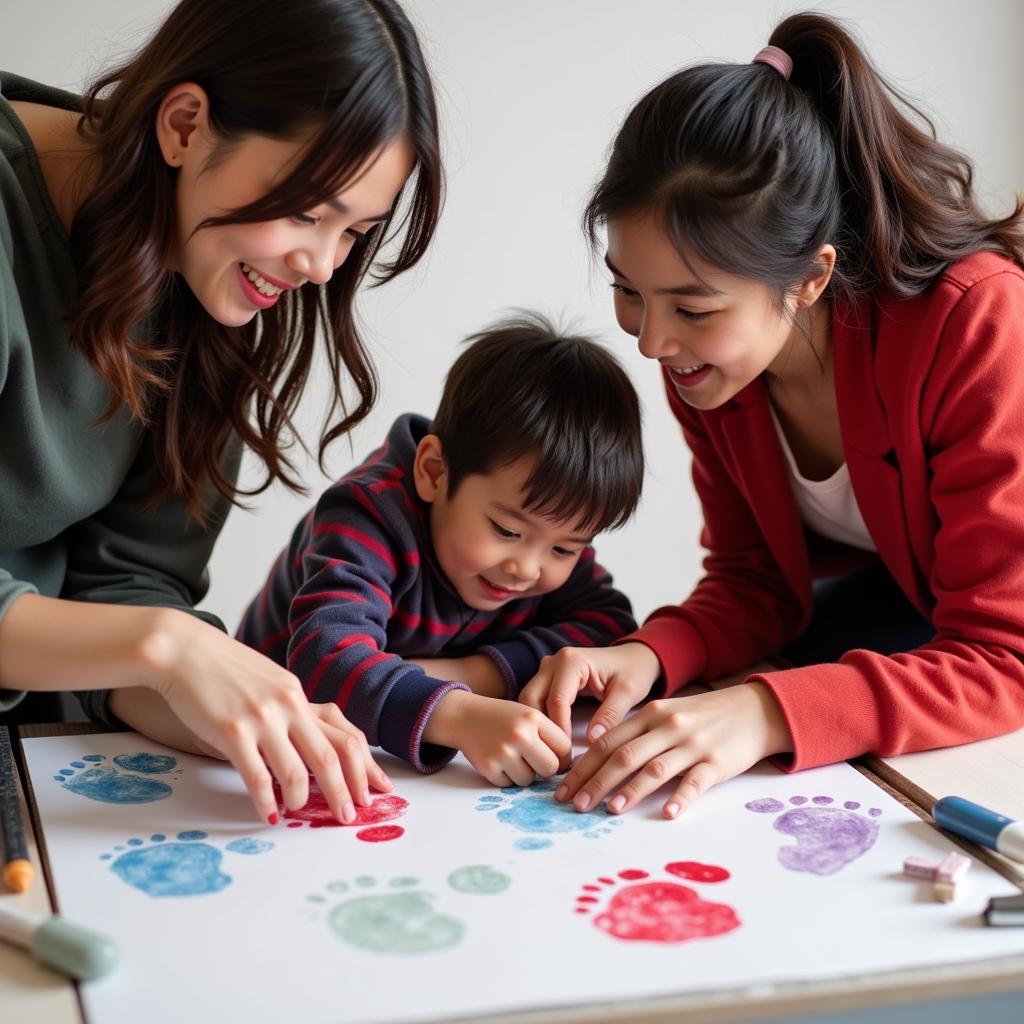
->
xmin=903 ymin=856 xmax=939 ymax=880
xmin=985 ymin=893 xmax=1024 ymax=927
xmin=936 ymin=851 xmax=971 ymax=884
xmin=934 ymin=880 xmax=956 ymax=903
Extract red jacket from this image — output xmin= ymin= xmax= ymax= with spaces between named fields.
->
xmin=628 ymin=252 xmax=1024 ymax=770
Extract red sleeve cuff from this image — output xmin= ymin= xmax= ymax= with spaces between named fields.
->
xmin=752 ymin=663 xmax=886 ymax=772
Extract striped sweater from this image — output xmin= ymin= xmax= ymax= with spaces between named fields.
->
xmin=237 ymin=414 xmax=637 ymax=772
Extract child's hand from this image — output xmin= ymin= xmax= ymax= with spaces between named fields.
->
xmin=555 ymin=683 xmax=793 ymax=818
xmin=519 ymin=642 xmax=661 ymax=745
xmin=426 ymin=690 xmax=571 ymax=787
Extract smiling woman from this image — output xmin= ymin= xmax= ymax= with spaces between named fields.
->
xmin=0 ymin=0 xmax=442 ymax=826
xmin=521 ymin=10 xmax=1024 ymax=824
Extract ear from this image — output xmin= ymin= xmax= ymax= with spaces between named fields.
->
xmin=155 ymin=83 xmax=212 ymax=169
xmin=413 ymin=434 xmax=448 ymax=503
xmin=793 ymin=244 xmax=837 ymax=309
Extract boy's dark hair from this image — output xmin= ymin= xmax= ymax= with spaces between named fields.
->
xmin=431 ymin=312 xmax=643 ymax=534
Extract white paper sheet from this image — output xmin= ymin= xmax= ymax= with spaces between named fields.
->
xmin=21 ymin=731 xmax=1024 ymax=1024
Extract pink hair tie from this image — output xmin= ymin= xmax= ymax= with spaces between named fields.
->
xmin=752 ymin=45 xmax=793 ymax=81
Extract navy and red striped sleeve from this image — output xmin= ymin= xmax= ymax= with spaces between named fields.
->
xmin=282 ymin=485 xmax=468 ymax=773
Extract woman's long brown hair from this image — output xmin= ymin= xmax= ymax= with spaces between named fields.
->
xmin=69 ymin=0 xmax=443 ymax=521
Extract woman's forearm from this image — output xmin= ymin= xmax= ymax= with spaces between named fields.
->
xmin=0 ymin=592 xmax=173 ymax=692
xmin=107 ymin=687 xmax=210 ymax=756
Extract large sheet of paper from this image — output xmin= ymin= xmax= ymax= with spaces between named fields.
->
xmin=22 ymin=730 xmax=1024 ymax=1024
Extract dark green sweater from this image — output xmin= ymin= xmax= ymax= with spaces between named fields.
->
xmin=0 ymin=73 xmax=235 ymax=719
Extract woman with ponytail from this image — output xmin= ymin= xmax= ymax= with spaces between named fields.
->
xmin=522 ymin=12 xmax=1024 ymax=819
xmin=0 ymin=0 xmax=442 ymax=824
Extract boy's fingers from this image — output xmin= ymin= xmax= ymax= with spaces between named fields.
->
xmin=518 ymin=673 xmax=548 ymax=711
xmin=504 ymin=756 xmax=536 ymax=788
xmin=545 ymin=687 xmax=574 ymax=740
xmin=522 ymin=737 xmax=561 ymax=779
xmin=538 ymin=714 xmax=573 ymax=759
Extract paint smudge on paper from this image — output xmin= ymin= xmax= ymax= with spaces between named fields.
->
xmin=447 ymin=865 xmax=511 ymax=895
xmin=101 ymin=830 xmax=273 ymax=897
xmin=575 ymin=864 xmax=740 ymax=943
xmin=664 ymin=861 xmax=730 ymax=884
xmin=275 ymin=778 xmax=407 ymax=842
xmin=310 ymin=876 xmax=464 ymax=954
xmin=745 ymin=794 xmax=881 ymax=875
xmin=476 ymin=778 xmax=624 ymax=847
xmin=54 ymin=753 xmax=181 ymax=804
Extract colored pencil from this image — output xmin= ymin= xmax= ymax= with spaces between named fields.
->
xmin=0 ymin=726 xmax=33 ymax=893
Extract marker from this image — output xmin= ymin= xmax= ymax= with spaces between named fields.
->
xmin=932 ymin=796 xmax=1024 ymax=863
xmin=0 ymin=727 xmax=33 ymax=892
xmin=985 ymin=893 xmax=1024 ymax=927
xmin=0 ymin=901 xmax=118 ymax=979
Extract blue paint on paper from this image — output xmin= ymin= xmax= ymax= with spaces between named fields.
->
xmin=226 ymin=838 xmax=274 ymax=855
xmin=105 ymin=829 xmax=272 ymax=897
xmin=111 ymin=836 xmax=229 ymax=897
xmin=113 ymin=753 xmax=178 ymax=774
xmin=56 ymin=752 xmax=179 ymax=804
xmin=497 ymin=794 xmax=595 ymax=835
xmin=58 ymin=765 xmax=173 ymax=803
xmin=480 ymin=778 xmax=625 ymax=846
xmin=515 ymin=837 xmax=553 ymax=851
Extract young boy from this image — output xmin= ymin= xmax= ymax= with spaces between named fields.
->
xmin=238 ymin=313 xmax=643 ymax=786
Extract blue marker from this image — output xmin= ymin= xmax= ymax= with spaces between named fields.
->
xmin=933 ymin=796 xmax=1024 ymax=864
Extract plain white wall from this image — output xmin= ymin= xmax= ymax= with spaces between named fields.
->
xmin=4 ymin=1 xmax=1023 ymax=631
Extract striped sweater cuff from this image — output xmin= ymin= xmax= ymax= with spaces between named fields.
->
xmin=477 ymin=645 xmax=520 ymax=700
xmin=478 ymin=641 xmax=540 ymax=696
xmin=379 ymin=678 xmax=470 ymax=774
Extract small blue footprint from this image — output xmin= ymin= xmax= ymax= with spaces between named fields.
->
xmin=55 ymin=753 xmax=181 ymax=804
xmin=100 ymin=831 xmax=274 ymax=897
xmin=476 ymin=779 xmax=625 ymax=850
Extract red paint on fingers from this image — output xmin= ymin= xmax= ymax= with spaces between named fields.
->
xmin=273 ymin=778 xmax=409 ymax=829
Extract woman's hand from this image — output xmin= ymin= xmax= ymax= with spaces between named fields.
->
xmin=143 ymin=610 xmax=391 ymax=825
xmin=519 ymin=642 xmax=661 ymax=746
xmin=554 ymin=683 xmax=792 ymax=818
